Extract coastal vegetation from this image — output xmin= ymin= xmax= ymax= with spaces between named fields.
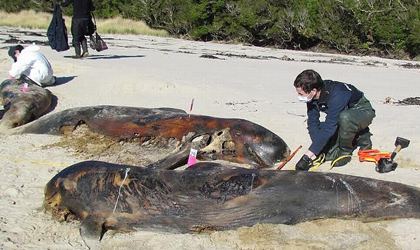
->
xmin=0 ymin=10 xmax=169 ymax=37
xmin=1 ymin=0 xmax=419 ymax=60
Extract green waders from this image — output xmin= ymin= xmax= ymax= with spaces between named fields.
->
xmin=324 ymin=95 xmax=376 ymax=163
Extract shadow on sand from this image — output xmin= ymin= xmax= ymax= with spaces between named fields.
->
xmin=87 ymin=54 xmax=146 ymax=60
xmin=51 ymin=76 xmax=76 ymax=87
xmin=63 ymin=54 xmax=145 ymax=60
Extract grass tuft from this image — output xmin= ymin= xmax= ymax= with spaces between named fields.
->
xmin=0 ymin=10 xmax=55 ymax=30
xmin=0 ymin=10 xmax=168 ymax=37
xmin=98 ymin=16 xmax=168 ymax=36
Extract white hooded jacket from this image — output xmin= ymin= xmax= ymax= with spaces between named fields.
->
xmin=9 ymin=45 xmax=55 ymax=86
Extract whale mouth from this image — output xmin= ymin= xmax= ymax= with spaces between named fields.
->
xmin=244 ymin=143 xmax=270 ymax=168
xmin=245 ymin=143 xmax=291 ymax=168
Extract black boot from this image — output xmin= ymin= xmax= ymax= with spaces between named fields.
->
xmin=81 ymin=39 xmax=89 ymax=58
xmin=331 ymin=155 xmax=352 ymax=168
xmin=73 ymin=44 xmax=81 ymax=58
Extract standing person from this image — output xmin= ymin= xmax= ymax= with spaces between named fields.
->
xmin=293 ymin=69 xmax=375 ymax=170
xmin=61 ymin=0 xmax=95 ymax=58
xmin=8 ymin=45 xmax=56 ymax=87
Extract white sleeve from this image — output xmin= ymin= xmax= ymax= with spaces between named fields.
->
xmin=8 ymin=54 xmax=33 ymax=77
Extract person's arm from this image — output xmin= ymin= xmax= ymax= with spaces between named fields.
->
xmin=8 ymin=51 xmax=37 ymax=79
xmin=295 ymin=103 xmax=319 ymax=170
xmin=302 ymin=102 xmax=320 ymax=159
xmin=308 ymin=89 xmax=351 ymax=155
xmin=9 ymin=61 xmax=30 ymax=79
xmin=307 ymin=103 xmax=320 ymax=143
xmin=60 ymin=0 xmax=73 ymax=8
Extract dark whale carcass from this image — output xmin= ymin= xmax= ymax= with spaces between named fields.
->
xmin=44 ymin=161 xmax=420 ymax=248
xmin=0 ymin=79 xmax=52 ymax=130
xmin=15 ymin=105 xmax=290 ymax=169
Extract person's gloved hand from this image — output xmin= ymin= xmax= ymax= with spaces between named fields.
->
xmin=295 ymin=154 xmax=313 ymax=171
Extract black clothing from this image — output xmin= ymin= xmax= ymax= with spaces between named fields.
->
xmin=61 ymin=0 xmax=95 ymax=19
xmin=71 ymin=18 xmax=93 ymax=44
xmin=61 ymin=0 xmax=95 ymax=56
xmin=47 ymin=4 xmax=70 ymax=52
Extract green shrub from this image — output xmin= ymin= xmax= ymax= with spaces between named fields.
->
xmin=2 ymin=0 xmax=420 ymax=59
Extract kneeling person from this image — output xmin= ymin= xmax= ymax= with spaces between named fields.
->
xmin=8 ymin=45 xmax=56 ymax=87
xmin=294 ymin=69 xmax=376 ymax=170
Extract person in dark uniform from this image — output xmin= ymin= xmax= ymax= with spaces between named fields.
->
xmin=61 ymin=0 xmax=95 ymax=58
xmin=294 ymin=69 xmax=376 ymax=170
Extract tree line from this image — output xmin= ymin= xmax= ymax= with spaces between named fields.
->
xmin=2 ymin=0 xmax=420 ymax=59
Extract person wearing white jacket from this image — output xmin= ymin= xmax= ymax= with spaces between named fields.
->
xmin=8 ymin=45 xmax=56 ymax=87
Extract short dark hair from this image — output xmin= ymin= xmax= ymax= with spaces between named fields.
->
xmin=293 ymin=69 xmax=324 ymax=93
xmin=8 ymin=45 xmax=24 ymax=62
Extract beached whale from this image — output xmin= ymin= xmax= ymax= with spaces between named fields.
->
xmin=15 ymin=105 xmax=290 ymax=169
xmin=0 ymin=79 xmax=52 ymax=130
xmin=44 ymin=160 xmax=420 ymax=248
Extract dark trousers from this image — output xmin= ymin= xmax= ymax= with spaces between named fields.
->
xmin=324 ymin=96 xmax=376 ymax=161
xmin=71 ymin=18 xmax=92 ymax=45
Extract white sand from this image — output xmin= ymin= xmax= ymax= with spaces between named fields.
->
xmin=0 ymin=26 xmax=419 ymax=249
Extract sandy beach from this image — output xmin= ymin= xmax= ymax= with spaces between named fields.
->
xmin=0 ymin=26 xmax=419 ymax=249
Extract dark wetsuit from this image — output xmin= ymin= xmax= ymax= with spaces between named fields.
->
xmin=306 ymin=80 xmax=375 ymax=160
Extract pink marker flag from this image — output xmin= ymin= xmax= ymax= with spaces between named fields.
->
xmin=22 ymin=82 xmax=28 ymax=93
xmin=187 ymin=148 xmax=198 ymax=166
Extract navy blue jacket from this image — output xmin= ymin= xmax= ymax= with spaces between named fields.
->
xmin=307 ymin=80 xmax=362 ymax=155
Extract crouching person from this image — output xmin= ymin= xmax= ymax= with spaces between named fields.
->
xmin=293 ymin=69 xmax=376 ymax=170
xmin=8 ymin=45 xmax=56 ymax=87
